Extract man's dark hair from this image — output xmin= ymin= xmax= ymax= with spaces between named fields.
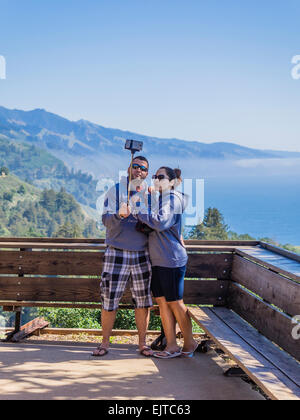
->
xmin=133 ymin=156 xmax=149 ymax=167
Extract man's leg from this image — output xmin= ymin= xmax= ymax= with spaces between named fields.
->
xmin=130 ymin=250 xmax=153 ymax=356
xmin=93 ymin=247 xmax=130 ymax=356
xmin=92 ymin=309 xmax=117 ymax=356
xmin=135 ymin=307 xmax=151 ymax=354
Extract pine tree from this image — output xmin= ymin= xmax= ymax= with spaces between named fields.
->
xmin=188 ymin=207 xmax=229 ymax=240
xmin=0 ymin=166 xmax=9 ymax=175
xmin=54 ymin=222 xmax=82 ymax=238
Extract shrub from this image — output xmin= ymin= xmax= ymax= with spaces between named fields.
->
xmin=38 ymin=307 xmax=162 ymax=330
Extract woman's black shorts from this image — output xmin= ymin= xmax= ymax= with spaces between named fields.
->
xmin=151 ymin=265 xmax=186 ymax=302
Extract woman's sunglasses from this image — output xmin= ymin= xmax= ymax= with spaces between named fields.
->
xmin=132 ymin=163 xmax=148 ymax=172
xmin=152 ymin=174 xmax=168 ymax=180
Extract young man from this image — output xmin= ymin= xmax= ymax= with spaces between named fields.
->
xmin=92 ymin=156 xmax=153 ymax=357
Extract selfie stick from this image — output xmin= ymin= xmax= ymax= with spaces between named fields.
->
xmin=125 ymin=140 xmax=143 ymax=206
xmin=127 ymin=150 xmax=135 ymax=206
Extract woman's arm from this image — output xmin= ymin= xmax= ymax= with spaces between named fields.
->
xmin=135 ymin=193 xmax=182 ymax=232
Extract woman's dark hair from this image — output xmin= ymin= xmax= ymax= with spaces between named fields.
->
xmin=159 ymin=167 xmax=182 ymax=189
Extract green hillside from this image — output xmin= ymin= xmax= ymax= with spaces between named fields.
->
xmin=0 ymin=172 xmax=103 ymax=238
xmin=0 ymin=137 xmax=99 ymax=209
xmin=0 ymin=171 xmax=40 ymax=197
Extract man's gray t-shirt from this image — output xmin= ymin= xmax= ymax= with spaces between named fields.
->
xmin=102 ymin=176 xmax=148 ymax=251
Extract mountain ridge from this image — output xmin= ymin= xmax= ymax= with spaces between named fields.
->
xmin=1 ymin=105 xmax=300 ymax=179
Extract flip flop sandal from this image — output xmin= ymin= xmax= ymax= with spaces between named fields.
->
xmin=91 ymin=347 xmax=109 ymax=357
xmin=139 ymin=346 xmax=154 ymax=357
xmin=181 ymin=342 xmax=199 ymax=358
xmin=153 ymin=350 xmax=182 ymax=359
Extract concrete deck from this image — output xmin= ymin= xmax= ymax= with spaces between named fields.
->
xmin=0 ymin=342 xmax=264 ymax=400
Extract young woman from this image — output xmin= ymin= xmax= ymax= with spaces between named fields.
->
xmin=131 ymin=166 xmax=198 ymax=359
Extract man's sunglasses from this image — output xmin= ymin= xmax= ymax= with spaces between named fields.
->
xmin=152 ymin=174 xmax=168 ymax=180
xmin=132 ymin=163 xmax=148 ymax=172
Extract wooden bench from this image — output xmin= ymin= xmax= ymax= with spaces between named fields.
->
xmin=189 ymin=245 xmax=300 ymax=401
xmin=189 ymin=307 xmax=300 ymax=400
xmin=0 ymin=238 xmax=299 ymax=400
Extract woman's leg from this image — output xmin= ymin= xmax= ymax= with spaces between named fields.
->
xmin=156 ymin=297 xmax=181 ymax=353
xmin=168 ymin=300 xmax=198 ymax=352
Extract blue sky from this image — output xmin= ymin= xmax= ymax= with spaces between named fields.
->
xmin=0 ymin=0 xmax=300 ymax=151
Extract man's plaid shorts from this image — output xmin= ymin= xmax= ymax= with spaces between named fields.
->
xmin=100 ymin=246 xmax=153 ymax=311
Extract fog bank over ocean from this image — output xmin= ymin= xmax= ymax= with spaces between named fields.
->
xmin=158 ymin=157 xmax=300 ymax=179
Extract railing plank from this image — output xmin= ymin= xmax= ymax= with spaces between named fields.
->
xmin=228 ymin=282 xmax=300 ymax=361
xmin=0 ymin=251 xmax=103 ymax=275
xmin=259 ymin=242 xmax=300 ymax=264
xmin=0 ymin=242 xmax=107 ymax=250
xmin=0 ymin=277 xmax=228 ymax=305
xmin=183 ymin=280 xmax=228 ymax=304
xmin=185 ymin=253 xmax=232 ymax=279
xmin=235 ymin=248 xmax=300 ymax=283
xmin=184 ymin=240 xmax=259 ymax=246
xmin=0 ymin=238 xmax=259 ymax=245
xmin=0 ymin=276 xmax=102 ymax=302
xmin=232 ymin=255 xmax=300 ymax=316
xmin=0 ymin=237 xmax=105 ymax=243
xmin=0 ymin=250 xmax=232 ymax=278
xmin=0 ymin=242 xmax=236 ymax=252
xmin=0 ymin=301 xmax=135 ymax=309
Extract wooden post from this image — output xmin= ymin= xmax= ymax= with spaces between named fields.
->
xmin=14 ymin=309 xmax=22 ymax=333
xmin=12 ymin=246 xmax=31 ymax=334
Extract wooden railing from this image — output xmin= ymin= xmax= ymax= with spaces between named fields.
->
xmin=0 ymin=238 xmax=244 ymax=306
xmin=0 ymin=238 xmax=299 ymax=360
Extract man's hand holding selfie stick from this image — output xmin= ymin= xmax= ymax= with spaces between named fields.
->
xmin=119 ymin=202 xmax=131 ymax=219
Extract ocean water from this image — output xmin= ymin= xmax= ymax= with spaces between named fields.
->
xmin=196 ymin=175 xmax=300 ymax=246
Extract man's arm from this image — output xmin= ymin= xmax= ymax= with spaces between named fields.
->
xmin=102 ymin=185 xmax=121 ymax=228
xmin=102 ymin=184 xmax=131 ymax=228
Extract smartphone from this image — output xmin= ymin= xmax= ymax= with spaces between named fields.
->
xmin=125 ymin=139 xmax=143 ymax=153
